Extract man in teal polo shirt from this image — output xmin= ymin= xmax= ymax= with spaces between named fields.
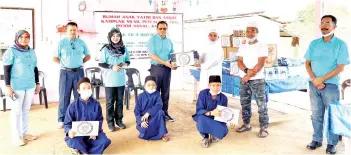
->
xmin=53 ymin=22 xmax=91 ymax=128
xmin=147 ymin=21 xmax=177 ymax=122
xmin=304 ymin=15 xmax=349 ymax=154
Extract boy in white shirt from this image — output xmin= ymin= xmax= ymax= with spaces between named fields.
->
xmin=235 ymin=21 xmax=269 ymax=138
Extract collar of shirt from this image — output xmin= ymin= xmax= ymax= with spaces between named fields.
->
xmin=320 ymin=35 xmax=336 ymax=43
xmin=156 ymin=34 xmax=167 ymax=40
xmin=78 ymin=97 xmax=92 ymax=104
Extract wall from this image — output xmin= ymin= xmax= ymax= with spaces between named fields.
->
xmin=0 ymin=0 xmax=186 ymax=104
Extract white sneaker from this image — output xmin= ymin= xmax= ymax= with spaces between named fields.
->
xmin=12 ymin=137 xmax=25 ymax=147
xmin=57 ymin=122 xmax=64 ymax=129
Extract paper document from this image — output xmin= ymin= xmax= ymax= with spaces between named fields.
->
xmin=72 ymin=121 xmax=99 ymax=136
xmin=214 ymin=105 xmax=240 ymax=125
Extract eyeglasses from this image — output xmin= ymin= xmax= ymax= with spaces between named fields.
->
xmin=71 ymin=42 xmax=76 ymax=50
xmin=158 ymin=28 xmax=167 ymax=30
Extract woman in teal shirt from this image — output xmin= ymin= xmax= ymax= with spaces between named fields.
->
xmin=99 ymin=28 xmax=130 ymax=132
xmin=2 ymin=30 xmax=40 ymax=146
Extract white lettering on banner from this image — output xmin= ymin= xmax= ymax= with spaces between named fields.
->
xmin=94 ymin=12 xmax=183 ymax=60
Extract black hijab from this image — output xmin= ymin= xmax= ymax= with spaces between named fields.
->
xmin=106 ymin=27 xmax=125 ymax=55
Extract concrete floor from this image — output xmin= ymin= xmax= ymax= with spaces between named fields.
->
xmin=0 ymin=90 xmax=346 ymax=154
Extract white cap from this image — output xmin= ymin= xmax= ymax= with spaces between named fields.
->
xmin=246 ymin=21 xmax=258 ymax=28
xmin=208 ymin=29 xmax=218 ymax=34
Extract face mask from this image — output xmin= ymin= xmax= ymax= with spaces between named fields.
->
xmin=80 ymin=89 xmax=92 ymax=100
xmin=321 ymin=30 xmax=334 ymax=37
xmin=146 ymin=89 xmax=156 ymax=94
xmin=210 ymin=90 xmax=221 ymax=96
xmin=248 ymin=37 xmax=256 ymax=42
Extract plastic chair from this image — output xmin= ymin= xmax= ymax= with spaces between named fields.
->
xmin=0 ymin=87 xmax=6 ymax=112
xmin=124 ymin=68 xmax=144 ymax=110
xmin=38 ymin=71 xmax=48 ymax=109
xmin=85 ymin=67 xmax=103 ymax=99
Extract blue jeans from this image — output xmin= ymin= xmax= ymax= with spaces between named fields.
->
xmin=309 ymin=82 xmax=339 ymax=145
xmin=58 ymin=69 xmax=84 ymax=122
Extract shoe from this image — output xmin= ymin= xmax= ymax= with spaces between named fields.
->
xmin=306 ymin=141 xmax=322 ymax=150
xmin=116 ymin=122 xmax=126 ymax=129
xmin=201 ymin=138 xmax=210 ymax=148
xmin=109 ymin=126 xmax=117 ymax=132
xmin=165 ymin=114 xmax=174 ymax=122
xmin=209 ymin=135 xmax=220 ymax=143
xmin=161 ymin=135 xmax=170 ymax=142
xmin=12 ymin=137 xmax=25 ymax=147
xmin=71 ymin=148 xmax=79 ymax=155
xmin=57 ymin=122 xmax=64 ymax=129
xmin=23 ymin=134 xmax=37 ymax=141
xmin=326 ymin=144 xmax=336 ymax=154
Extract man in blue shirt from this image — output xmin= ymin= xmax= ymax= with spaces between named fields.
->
xmin=147 ymin=21 xmax=177 ymax=122
xmin=53 ymin=22 xmax=91 ymax=128
xmin=304 ymin=15 xmax=349 ymax=154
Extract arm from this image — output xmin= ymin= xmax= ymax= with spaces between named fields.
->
xmin=63 ymin=104 xmax=75 ymax=134
xmin=123 ymin=48 xmax=131 ymax=66
xmin=53 ymin=57 xmax=60 ymax=64
xmin=304 ymin=43 xmax=316 ymax=79
xmin=134 ymin=95 xmax=143 ymax=125
xmin=237 ymin=56 xmax=247 ymax=71
xmin=146 ymin=94 xmax=163 ymax=116
xmin=305 ymin=60 xmax=316 ymax=79
xmin=2 ymin=49 xmax=14 ymax=86
xmin=34 ymin=67 xmax=39 ymax=85
xmin=53 ymin=42 xmax=61 ymax=64
xmin=320 ymin=43 xmax=349 ymax=81
xmin=83 ymin=55 xmax=91 ymax=63
xmin=252 ymin=57 xmax=266 ymax=73
xmin=98 ymin=47 xmax=113 ymax=69
xmin=195 ymin=91 xmax=209 ymax=115
xmin=97 ymin=104 xmax=103 ymax=131
xmin=82 ymin=41 xmax=90 ymax=63
xmin=149 ymin=53 xmax=168 ymax=65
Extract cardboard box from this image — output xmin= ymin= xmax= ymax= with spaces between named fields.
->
xmin=264 ymin=44 xmax=278 ymax=68
xmin=221 ymin=35 xmax=231 ymax=47
xmin=225 ymin=47 xmax=238 ymax=59
xmin=170 ymin=50 xmax=199 ymax=67
xmin=223 ymin=48 xmax=228 ymax=59
xmin=233 ymin=30 xmax=246 ymax=37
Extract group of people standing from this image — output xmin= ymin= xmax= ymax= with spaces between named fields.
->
xmin=3 ymin=14 xmax=348 ymax=155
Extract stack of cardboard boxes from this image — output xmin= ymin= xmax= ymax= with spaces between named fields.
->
xmin=221 ymin=30 xmax=246 ymax=59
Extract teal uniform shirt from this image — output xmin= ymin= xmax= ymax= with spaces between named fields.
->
xmin=54 ymin=38 xmax=89 ymax=68
xmin=100 ymin=47 xmax=130 ymax=87
xmin=3 ymin=47 xmax=37 ymax=90
xmin=147 ymin=35 xmax=174 ymax=65
xmin=304 ymin=36 xmax=349 ymax=85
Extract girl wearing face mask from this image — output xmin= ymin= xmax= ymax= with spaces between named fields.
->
xmin=2 ymin=30 xmax=40 ymax=146
xmin=63 ymin=77 xmax=111 ymax=155
xmin=134 ymin=76 xmax=170 ymax=141
xmin=98 ymin=27 xmax=130 ymax=132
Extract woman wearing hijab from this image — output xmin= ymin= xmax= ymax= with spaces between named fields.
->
xmin=198 ymin=29 xmax=224 ymax=91
xmin=2 ymin=30 xmax=40 ymax=146
xmin=98 ymin=27 xmax=130 ymax=132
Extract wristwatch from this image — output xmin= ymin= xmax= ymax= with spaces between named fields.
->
xmin=244 ymin=68 xmax=248 ymax=73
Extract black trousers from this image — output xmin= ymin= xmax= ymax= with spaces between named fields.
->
xmin=150 ymin=65 xmax=171 ymax=114
xmin=105 ymin=86 xmax=125 ymax=128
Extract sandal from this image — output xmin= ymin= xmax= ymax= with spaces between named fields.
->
xmin=236 ymin=125 xmax=252 ymax=133
xmin=162 ymin=135 xmax=170 ymax=142
xmin=257 ymin=128 xmax=268 ymax=138
xmin=201 ymin=138 xmax=210 ymax=148
xmin=210 ymin=135 xmax=220 ymax=143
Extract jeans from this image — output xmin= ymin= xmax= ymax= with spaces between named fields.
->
xmin=58 ymin=69 xmax=84 ymax=122
xmin=309 ymin=82 xmax=339 ymax=145
xmin=11 ymin=87 xmax=35 ymax=138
